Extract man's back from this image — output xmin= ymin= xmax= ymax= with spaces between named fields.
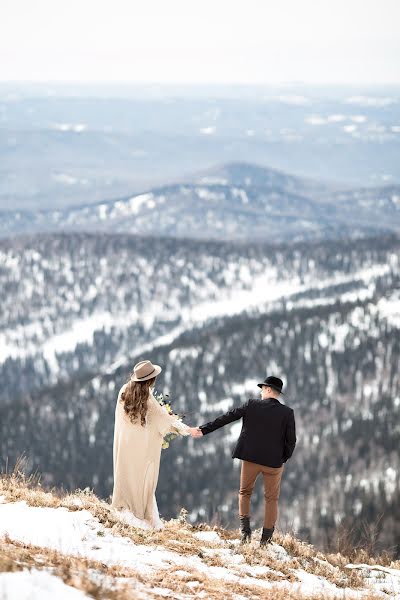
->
xmin=200 ymin=397 xmax=296 ymax=468
xmin=234 ymin=398 xmax=295 ymax=467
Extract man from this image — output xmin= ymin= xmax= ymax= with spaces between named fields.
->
xmin=195 ymin=376 xmax=296 ymax=546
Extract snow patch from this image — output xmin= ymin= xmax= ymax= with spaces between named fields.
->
xmin=193 ymin=531 xmax=221 ymax=542
xmin=52 ymin=123 xmax=88 ymax=133
xmin=53 ymin=174 xmax=88 ymax=186
xmin=327 ymin=114 xmax=346 ymax=123
xmin=231 ymin=380 xmax=260 ymax=396
xmin=345 ymin=96 xmax=397 ymax=107
xmin=232 ymin=188 xmax=249 ymax=205
xmin=0 ymin=570 xmax=89 ymax=600
xmin=377 ymin=295 xmax=400 ymax=328
xmin=272 ymin=95 xmax=310 ymax=105
xmin=305 ymin=115 xmax=326 ymax=125
xmin=199 ymin=126 xmax=216 ymax=135
xmin=196 ymin=188 xmax=225 ymax=201
xmin=197 ymin=177 xmax=228 ymax=185
xmin=343 ymin=124 xmax=357 ymax=133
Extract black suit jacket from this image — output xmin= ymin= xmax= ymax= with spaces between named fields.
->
xmin=200 ymin=398 xmax=296 ymax=468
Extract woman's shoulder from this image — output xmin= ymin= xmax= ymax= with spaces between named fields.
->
xmin=147 ymin=392 xmax=160 ymax=411
xmin=147 ymin=393 xmax=168 ymax=420
xmin=115 ymin=385 xmax=131 ymax=424
xmin=115 ymin=384 xmax=128 ymax=413
xmin=118 ymin=383 xmax=128 ymax=398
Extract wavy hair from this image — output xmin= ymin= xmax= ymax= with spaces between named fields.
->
xmin=120 ymin=375 xmax=156 ymax=426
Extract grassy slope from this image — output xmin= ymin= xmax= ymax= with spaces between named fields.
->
xmin=0 ymin=471 xmax=399 ymax=600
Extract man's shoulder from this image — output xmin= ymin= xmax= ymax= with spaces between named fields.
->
xmin=247 ymin=398 xmax=294 ymax=412
xmin=283 ymin=404 xmax=295 ymax=417
xmin=246 ymin=398 xmax=282 ymax=407
xmin=247 ymin=398 xmax=262 ymax=406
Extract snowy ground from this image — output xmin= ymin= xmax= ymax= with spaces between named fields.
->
xmin=0 ymin=571 xmax=89 ymax=600
xmin=0 ymin=497 xmax=399 ymax=599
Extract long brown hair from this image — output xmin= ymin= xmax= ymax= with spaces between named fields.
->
xmin=121 ymin=375 xmax=156 ymax=426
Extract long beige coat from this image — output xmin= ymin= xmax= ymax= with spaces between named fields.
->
xmin=111 ymin=385 xmax=190 ymax=526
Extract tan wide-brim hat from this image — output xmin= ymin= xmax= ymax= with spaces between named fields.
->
xmin=130 ymin=360 xmax=162 ymax=382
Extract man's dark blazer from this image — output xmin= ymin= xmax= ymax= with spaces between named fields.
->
xmin=199 ymin=397 xmax=296 ymax=468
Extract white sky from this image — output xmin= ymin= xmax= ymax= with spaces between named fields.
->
xmin=1 ymin=0 xmax=399 ymax=84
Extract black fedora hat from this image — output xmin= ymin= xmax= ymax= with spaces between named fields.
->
xmin=257 ymin=376 xmax=284 ymax=394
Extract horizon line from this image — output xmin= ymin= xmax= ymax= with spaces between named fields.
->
xmin=1 ymin=80 xmax=400 ymax=87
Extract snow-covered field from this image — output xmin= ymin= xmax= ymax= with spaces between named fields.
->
xmin=0 ymin=489 xmax=399 ymax=599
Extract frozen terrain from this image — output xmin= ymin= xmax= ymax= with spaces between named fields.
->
xmin=1 ymin=480 xmax=400 ymax=599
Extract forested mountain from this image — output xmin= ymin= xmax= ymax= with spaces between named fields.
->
xmin=1 ymin=232 xmax=399 ymax=556
xmin=1 ymin=163 xmax=400 ymax=241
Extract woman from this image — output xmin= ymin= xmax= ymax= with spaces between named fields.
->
xmin=111 ymin=359 xmax=200 ymax=528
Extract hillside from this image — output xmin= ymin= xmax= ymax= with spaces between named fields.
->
xmin=2 ymin=232 xmax=399 ymax=399
xmin=1 ymin=233 xmax=399 ymax=558
xmin=1 ymin=473 xmax=399 ymax=599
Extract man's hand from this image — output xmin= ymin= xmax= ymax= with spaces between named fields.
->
xmin=189 ymin=427 xmax=203 ymax=438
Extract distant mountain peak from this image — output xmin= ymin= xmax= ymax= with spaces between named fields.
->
xmin=1 ymin=162 xmax=399 ymax=241
xmin=192 ymin=161 xmax=333 ymax=194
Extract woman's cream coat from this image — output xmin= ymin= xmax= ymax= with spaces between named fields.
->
xmin=111 ymin=385 xmax=190 ymax=526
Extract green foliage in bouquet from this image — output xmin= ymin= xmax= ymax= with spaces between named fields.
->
xmin=154 ymin=391 xmax=183 ymax=449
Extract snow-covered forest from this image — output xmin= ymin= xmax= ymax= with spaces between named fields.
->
xmin=1 ymin=232 xmax=399 ymax=556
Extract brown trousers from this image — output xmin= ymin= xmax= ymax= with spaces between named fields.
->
xmin=239 ymin=460 xmax=284 ymax=529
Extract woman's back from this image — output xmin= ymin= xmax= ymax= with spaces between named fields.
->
xmin=113 ymin=385 xmax=163 ymax=464
xmin=112 ymin=383 xmax=164 ymax=522
xmin=111 ymin=360 xmax=191 ymax=527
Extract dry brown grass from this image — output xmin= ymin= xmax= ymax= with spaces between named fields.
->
xmin=274 ymin=529 xmax=400 ymax=571
xmin=1 ymin=536 xmax=381 ymax=600
xmin=225 ymin=536 xmax=369 ymax=591
xmin=0 ymin=467 xmax=397 ymax=600
xmin=0 ymin=536 xmax=147 ymax=599
xmin=1 ymin=535 xmax=386 ymax=600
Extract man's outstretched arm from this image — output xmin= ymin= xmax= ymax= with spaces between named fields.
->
xmin=199 ymin=402 xmax=248 ymax=435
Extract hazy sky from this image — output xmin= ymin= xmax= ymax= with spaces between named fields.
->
xmin=1 ymin=0 xmax=399 ymax=84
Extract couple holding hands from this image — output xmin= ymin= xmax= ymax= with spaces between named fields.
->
xmin=112 ymin=359 xmax=296 ymax=545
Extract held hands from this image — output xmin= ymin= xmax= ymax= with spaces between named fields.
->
xmin=189 ymin=427 xmax=203 ymax=438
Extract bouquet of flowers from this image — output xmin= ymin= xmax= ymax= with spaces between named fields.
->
xmin=154 ymin=391 xmax=183 ymax=449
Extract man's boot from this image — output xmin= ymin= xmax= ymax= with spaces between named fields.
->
xmin=239 ymin=516 xmax=251 ymax=544
xmin=260 ymin=526 xmax=274 ymax=546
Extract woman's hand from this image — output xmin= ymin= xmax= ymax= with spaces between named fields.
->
xmin=189 ymin=427 xmax=203 ymax=438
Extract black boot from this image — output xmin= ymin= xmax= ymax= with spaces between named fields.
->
xmin=260 ymin=526 xmax=274 ymax=546
xmin=239 ymin=516 xmax=251 ymax=544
